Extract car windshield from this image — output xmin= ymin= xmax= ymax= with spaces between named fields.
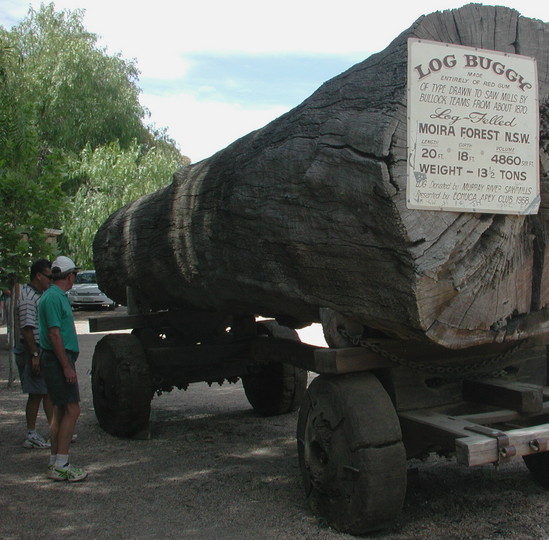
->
xmin=75 ymin=272 xmax=97 ymax=284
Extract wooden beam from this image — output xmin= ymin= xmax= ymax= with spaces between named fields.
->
xmin=146 ymin=342 xmax=250 ymax=368
xmin=249 ymin=337 xmax=318 ymax=371
xmin=88 ymin=311 xmax=172 ymax=333
xmin=399 ymin=410 xmax=482 ymax=440
xmin=456 ymin=403 xmax=549 ymax=425
xmin=462 ymin=379 xmax=544 ymax=414
xmin=399 ymin=409 xmax=487 ymax=460
xmin=312 ymin=347 xmax=395 ymax=374
xmin=400 ymin=409 xmax=549 ymax=466
xmin=456 ymin=424 xmax=549 ymax=466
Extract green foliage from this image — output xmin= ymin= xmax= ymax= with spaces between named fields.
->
xmin=62 ymin=140 xmax=184 ymax=268
xmin=0 ymin=31 xmax=67 ymax=288
xmin=1 ymin=3 xmax=188 ymax=285
xmin=0 ymin=155 xmax=65 ymax=288
xmin=10 ymin=3 xmax=150 ymax=154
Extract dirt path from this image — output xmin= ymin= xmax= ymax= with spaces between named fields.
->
xmin=1 ymin=311 xmax=549 ymax=539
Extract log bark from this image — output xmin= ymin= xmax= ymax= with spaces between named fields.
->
xmin=93 ymin=4 xmax=549 ymax=349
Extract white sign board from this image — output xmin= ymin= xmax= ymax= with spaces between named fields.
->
xmin=407 ymin=38 xmax=539 ymax=214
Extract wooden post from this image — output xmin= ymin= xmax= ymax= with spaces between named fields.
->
xmin=7 ymin=285 xmax=17 ymax=387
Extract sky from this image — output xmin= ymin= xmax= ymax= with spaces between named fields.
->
xmin=1 ymin=0 xmax=548 ymax=163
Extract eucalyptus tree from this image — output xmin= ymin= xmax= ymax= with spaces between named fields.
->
xmin=0 ymin=33 xmax=65 ymax=289
xmin=63 ymin=140 xmax=187 ymax=268
xmin=10 ymin=3 xmax=150 ymax=154
xmin=1 ymin=3 xmax=186 ymax=280
xmin=0 ymin=34 xmax=66 ymax=384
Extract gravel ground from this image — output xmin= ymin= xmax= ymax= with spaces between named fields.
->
xmin=1 ymin=310 xmax=549 ymax=539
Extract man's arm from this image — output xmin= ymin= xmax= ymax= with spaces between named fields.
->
xmin=47 ymin=326 xmax=77 ymax=384
xmin=21 ymin=326 xmax=41 ymax=375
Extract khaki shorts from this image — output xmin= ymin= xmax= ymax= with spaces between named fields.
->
xmin=40 ymin=349 xmax=80 ymax=405
xmin=15 ymin=350 xmax=49 ymax=395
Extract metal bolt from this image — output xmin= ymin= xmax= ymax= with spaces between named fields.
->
xmin=528 ymin=438 xmax=547 ymax=452
xmin=529 ymin=440 xmax=540 ymax=452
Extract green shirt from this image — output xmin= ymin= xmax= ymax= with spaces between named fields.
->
xmin=38 ymin=284 xmax=79 ymax=353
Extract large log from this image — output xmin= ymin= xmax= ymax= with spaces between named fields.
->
xmin=93 ymin=4 xmax=549 ymax=349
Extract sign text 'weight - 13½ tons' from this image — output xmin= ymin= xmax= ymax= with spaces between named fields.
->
xmin=407 ymin=38 xmax=540 ymax=215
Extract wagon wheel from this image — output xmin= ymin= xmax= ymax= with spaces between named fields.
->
xmin=523 ymin=451 xmax=549 ymax=488
xmin=92 ymin=334 xmax=153 ymax=437
xmin=242 ymin=320 xmax=308 ymax=416
xmin=297 ymin=372 xmax=407 ymax=534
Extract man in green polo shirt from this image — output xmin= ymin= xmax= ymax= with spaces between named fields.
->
xmin=39 ymin=255 xmax=87 ymax=482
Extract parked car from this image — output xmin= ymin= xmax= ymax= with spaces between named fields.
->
xmin=68 ymin=270 xmax=116 ymax=310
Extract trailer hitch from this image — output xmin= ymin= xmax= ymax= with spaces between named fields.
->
xmin=464 ymin=425 xmax=517 ymax=464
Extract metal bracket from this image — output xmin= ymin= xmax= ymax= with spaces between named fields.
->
xmin=464 ymin=425 xmax=517 ymax=463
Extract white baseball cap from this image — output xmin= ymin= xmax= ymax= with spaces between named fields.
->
xmin=51 ymin=255 xmax=80 ymax=276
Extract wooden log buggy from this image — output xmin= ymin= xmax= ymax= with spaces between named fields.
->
xmin=89 ymin=3 xmax=549 ymax=535
xmin=89 ymin=306 xmax=549 ymax=534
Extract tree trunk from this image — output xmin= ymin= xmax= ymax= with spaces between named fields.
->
xmin=7 ymin=285 xmax=17 ymax=387
xmin=93 ymin=4 xmax=549 ymax=349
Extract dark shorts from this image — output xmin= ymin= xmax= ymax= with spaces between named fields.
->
xmin=41 ymin=349 xmax=80 ymax=406
xmin=15 ymin=350 xmax=49 ymax=395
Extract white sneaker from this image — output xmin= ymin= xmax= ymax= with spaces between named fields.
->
xmin=49 ymin=463 xmax=88 ymax=482
xmin=22 ymin=432 xmax=51 ymax=449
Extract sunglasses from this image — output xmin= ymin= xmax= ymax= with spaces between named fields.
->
xmin=40 ymin=271 xmax=53 ymax=280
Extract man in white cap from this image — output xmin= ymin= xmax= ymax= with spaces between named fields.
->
xmin=38 ymin=255 xmax=87 ymax=482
